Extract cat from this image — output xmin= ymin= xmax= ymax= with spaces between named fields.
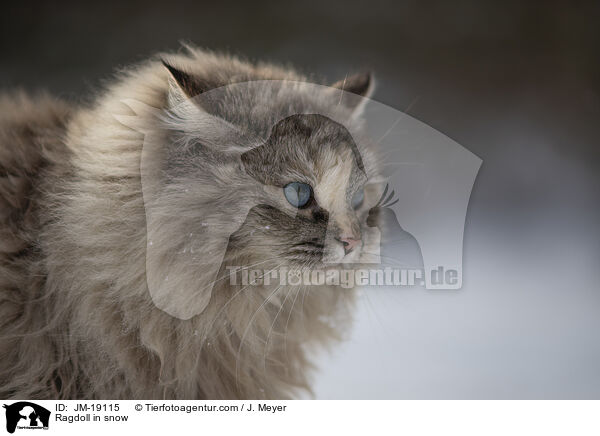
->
xmin=0 ymin=46 xmax=379 ymax=399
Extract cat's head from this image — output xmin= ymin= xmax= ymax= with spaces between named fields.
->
xmin=136 ymin=58 xmax=380 ymax=318
xmin=237 ymin=112 xmax=369 ymax=266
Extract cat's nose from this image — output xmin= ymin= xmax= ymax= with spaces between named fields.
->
xmin=338 ymin=235 xmax=361 ymax=255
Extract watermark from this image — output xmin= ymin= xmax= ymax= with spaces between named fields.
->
xmin=227 ymin=266 xmax=459 ymax=289
xmin=115 ymin=78 xmax=481 ymax=319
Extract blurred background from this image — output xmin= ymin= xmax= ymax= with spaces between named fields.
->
xmin=1 ymin=0 xmax=599 ymax=398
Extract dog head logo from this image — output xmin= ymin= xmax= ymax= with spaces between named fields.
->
xmin=3 ymin=402 xmax=50 ymax=433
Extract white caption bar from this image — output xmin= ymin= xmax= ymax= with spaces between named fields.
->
xmin=1 ymin=400 xmax=598 ymax=436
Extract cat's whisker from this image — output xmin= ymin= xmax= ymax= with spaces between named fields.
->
xmin=196 ymin=257 xmax=281 ymax=294
xmin=283 ymin=281 xmax=303 ymax=368
xmin=374 ymin=95 xmax=420 ymax=146
xmin=199 ymin=259 xmax=286 ymax=338
xmin=235 ymin=281 xmax=285 ymax=391
xmin=374 ymin=183 xmax=389 ymax=208
xmin=262 ymin=284 xmax=294 ymax=373
xmin=299 ymin=280 xmax=310 ymax=335
xmin=382 ymin=198 xmax=399 ymax=208
xmin=383 ymin=189 xmax=395 ymax=205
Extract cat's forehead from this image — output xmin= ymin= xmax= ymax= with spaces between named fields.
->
xmin=240 ymin=114 xmax=366 ymax=187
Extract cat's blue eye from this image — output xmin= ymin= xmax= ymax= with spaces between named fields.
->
xmin=351 ymin=188 xmax=365 ymax=209
xmin=284 ymin=182 xmax=312 ymax=208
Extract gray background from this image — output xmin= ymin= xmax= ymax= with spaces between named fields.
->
xmin=2 ymin=0 xmax=599 ymax=398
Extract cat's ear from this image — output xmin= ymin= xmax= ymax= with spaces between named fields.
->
xmin=330 ymin=72 xmax=375 ymax=115
xmin=162 ymin=60 xmax=215 ymax=109
xmin=161 ymin=60 xmax=254 ymax=154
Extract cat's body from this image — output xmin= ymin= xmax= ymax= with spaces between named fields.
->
xmin=0 ymin=48 xmax=376 ymax=399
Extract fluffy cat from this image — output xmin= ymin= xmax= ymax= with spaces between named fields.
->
xmin=0 ymin=46 xmax=378 ymax=399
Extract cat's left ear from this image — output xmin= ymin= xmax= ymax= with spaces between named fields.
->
xmin=330 ymin=72 xmax=375 ymax=115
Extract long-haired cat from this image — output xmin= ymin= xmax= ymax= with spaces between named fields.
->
xmin=0 ymin=46 xmax=377 ymax=399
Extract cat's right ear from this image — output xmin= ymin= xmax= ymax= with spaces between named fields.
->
xmin=162 ymin=60 xmax=213 ymax=109
xmin=161 ymin=60 xmax=254 ymax=154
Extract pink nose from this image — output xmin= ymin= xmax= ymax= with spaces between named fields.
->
xmin=339 ymin=235 xmax=361 ymax=255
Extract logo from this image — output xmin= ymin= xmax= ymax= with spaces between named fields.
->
xmin=115 ymin=79 xmax=481 ymax=319
xmin=3 ymin=402 xmax=50 ymax=433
